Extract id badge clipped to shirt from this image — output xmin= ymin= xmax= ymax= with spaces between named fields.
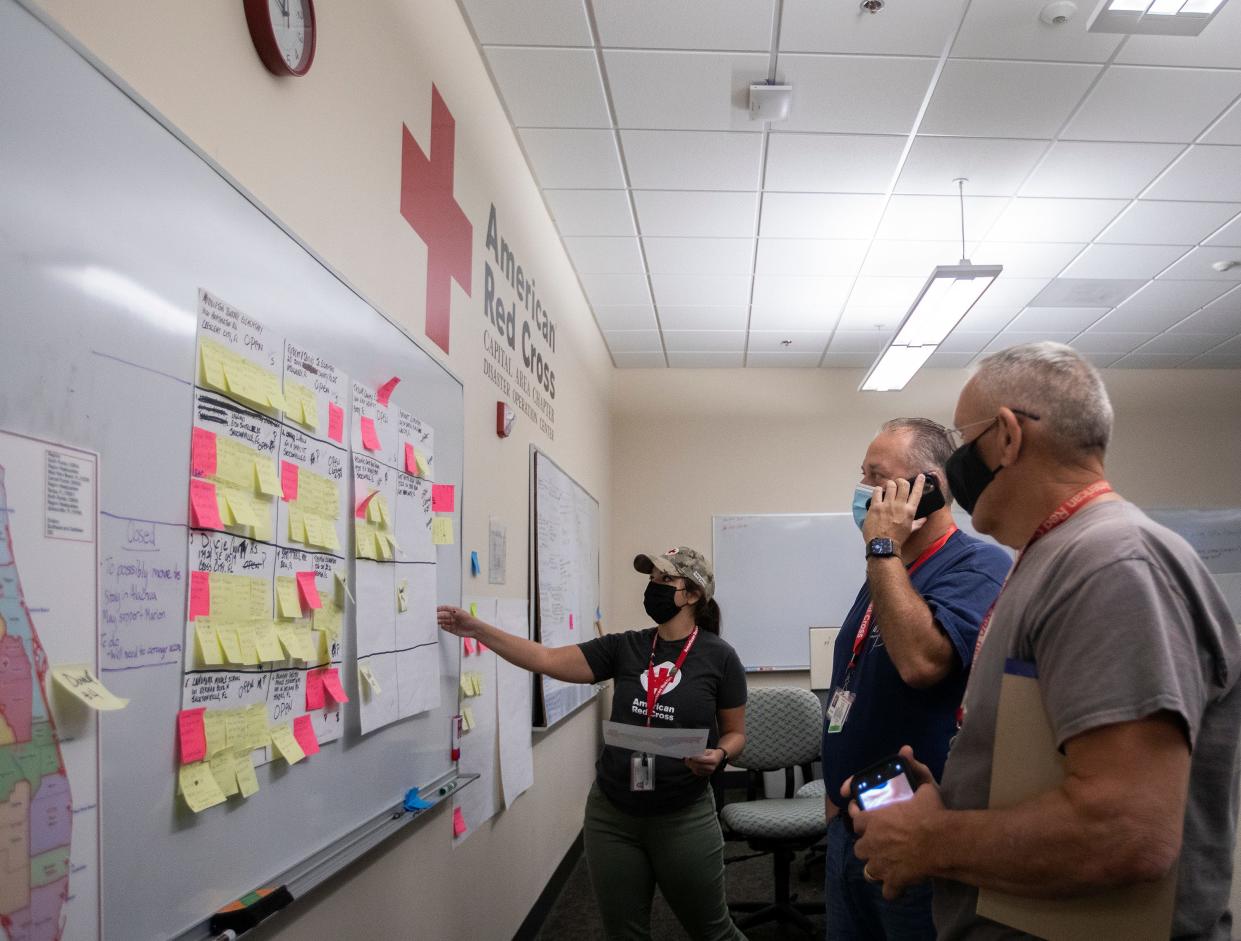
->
xmin=826 ymin=688 xmax=855 ymax=734
xmin=630 ymin=752 xmax=655 ymax=791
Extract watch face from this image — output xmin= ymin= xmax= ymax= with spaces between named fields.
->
xmin=266 ymin=0 xmax=314 ymax=73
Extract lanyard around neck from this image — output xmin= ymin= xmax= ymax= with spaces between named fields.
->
xmin=645 ymin=627 xmax=698 ymax=727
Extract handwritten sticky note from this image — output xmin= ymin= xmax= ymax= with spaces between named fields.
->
xmin=191 ymin=427 xmax=217 ymax=478
xmin=470 ymin=551 xmax=480 ymax=576
xmin=189 ymin=478 xmax=224 ymax=529
xmin=254 ymin=459 xmax=280 ymax=497
xmin=432 ymin=517 xmax=454 ymax=545
xmin=453 ymin=807 xmax=468 ymax=838
xmin=217 ymin=626 xmax=243 ymax=664
xmin=305 ymin=669 xmax=326 ymax=710
xmin=203 ymin=709 xmax=227 ymax=757
xmin=415 ymin=451 xmax=430 ymax=478
xmin=195 ymin=620 xmax=223 ymax=666
xmin=359 ymin=663 xmax=382 ymax=695
xmin=274 ymin=576 xmax=300 ymax=619
xmin=51 ymin=664 xmax=129 ymax=710
xmin=296 ymin=571 xmax=322 ymax=610
xmin=254 ymin=622 xmax=283 ymax=662
xmin=376 ymin=376 xmax=401 ymax=405
xmin=463 ymin=638 xmax=476 ymax=656
xmin=404 ymin=443 xmax=418 ymax=475
xmin=293 ymin=715 xmax=321 ymax=757
xmin=179 ymin=761 xmax=227 ymax=813
xmin=189 ymin=570 xmax=211 ymax=620
xmin=209 ymin=749 xmax=240 ymax=798
xmin=397 ymin=580 xmax=408 ymax=613
xmin=360 ymin=416 xmax=381 ymax=451
xmin=431 ymin=484 xmax=455 ymax=513
xmin=178 ymin=708 xmax=207 ymax=764
xmin=235 ymin=621 xmax=259 ymax=665
xmin=328 ymin=402 xmax=344 ymax=443
xmin=245 ymin=704 xmax=270 ymax=750
xmin=322 ymin=667 xmax=350 ymax=704
xmin=281 ymin=460 xmax=299 ymax=502
xmin=235 ymin=752 xmax=260 ymax=798
xmin=269 ymin=724 xmax=306 ymax=765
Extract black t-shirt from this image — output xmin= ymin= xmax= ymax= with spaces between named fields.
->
xmin=578 ymin=627 xmax=748 ymax=815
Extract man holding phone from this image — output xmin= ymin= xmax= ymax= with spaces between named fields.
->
xmin=823 ymin=418 xmax=1011 ymax=939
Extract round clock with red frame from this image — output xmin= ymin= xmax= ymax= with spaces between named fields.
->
xmin=244 ymin=0 xmax=317 ymax=77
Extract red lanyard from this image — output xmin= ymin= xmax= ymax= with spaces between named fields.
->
xmin=646 ymin=627 xmax=698 ymax=727
xmin=846 ymin=525 xmax=959 ymax=673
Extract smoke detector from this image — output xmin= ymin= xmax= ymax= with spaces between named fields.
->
xmin=860 ymin=0 xmax=885 ymax=13
xmin=1212 ymin=260 xmax=1241 ymax=273
xmin=748 ymin=83 xmax=793 ymax=122
xmin=1040 ymin=1 xmax=1078 ymax=25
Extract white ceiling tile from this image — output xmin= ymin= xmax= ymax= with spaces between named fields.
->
xmin=835 ymin=307 xmax=907 ymax=331
xmin=1111 ymin=278 xmax=1230 ymax=313
xmin=644 ymin=237 xmax=755 ymax=275
xmin=484 ymin=48 xmax=611 ymax=127
xmin=849 ymin=276 xmax=926 ymax=308
xmin=1115 ymin=0 xmax=1241 ymax=69
xmin=955 ymin=306 xmax=1020 ymax=332
xmin=926 ymin=351 xmax=978 ymax=368
xmin=604 ymin=330 xmax=664 ymax=353
xmin=1062 ymin=244 xmax=1189 ymax=280
xmin=662 ymin=330 xmax=747 ymax=352
xmin=1029 ymin=278 xmax=1146 ymax=307
xmin=592 ymin=305 xmax=658 ymax=331
xmin=595 ymin=0 xmax=775 ymax=51
xmin=952 ymin=0 xmax=1123 ymax=62
xmin=544 ymin=190 xmax=635 ymax=236
xmin=579 ymin=272 xmax=652 ymax=307
xmin=986 ymin=331 xmax=1078 ymax=352
xmin=658 ymin=306 xmax=750 ymax=330
xmin=1020 ymin=141 xmax=1181 ymax=199
xmin=1080 ymin=352 xmax=1122 ymax=368
xmin=612 ymin=351 xmax=668 ymax=368
xmin=749 ymin=304 xmax=843 ymax=331
xmin=520 ymin=129 xmax=624 ymax=189
xmin=1006 ymin=307 xmax=1109 ymax=332
xmin=973 ymin=242 xmax=1086 ymax=278
xmin=920 ymin=60 xmax=1101 ymax=138
xmin=821 ymin=352 xmax=879 ymax=368
xmin=747 ymin=330 xmax=832 ymax=353
xmin=604 ymin=50 xmax=770 ymax=131
xmin=780 ymin=0 xmax=962 ymax=55
xmin=1144 ymin=146 xmax=1241 ymax=202
xmin=633 ymin=191 xmax=758 ymax=237
xmin=1062 ymin=67 xmax=1241 ymax=144
xmin=1098 ymin=201 xmax=1241 ymax=246
xmin=748 ymin=351 xmax=824 ymax=367
xmin=667 ymin=351 xmax=746 ymax=367
xmin=564 ymin=237 xmax=645 ymax=274
xmin=1206 ymin=100 xmax=1241 ymax=145
xmin=462 ymin=0 xmax=592 ymax=46
xmin=755 ymin=239 xmax=869 ymax=276
xmin=1110 ymin=353 xmax=1192 ymax=369
xmin=622 ymin=130 xmax=763 ymax=191
xmin=777 ymin=55 xmax=940 ymax=134
xmin=760 ymin=193 xmax=886 ymax=238
xmin=829 ymin=330 xmax=892 ymax=353
xmin=751 ymin=275 xmax=853 ymax=310
xmin=985 ymin=198 xmax=1128 ymax=242
xmin=1167 ymin=286 xmax=1241 ymax=334
xmin=1071 ymin=331 xmax=1158 ymax=354
xmin=1198 ymin=335 xmax=1241 ymax=357
xmin=1206 ymin=212 xmax=1241 ymax=247
xmin=764 ymin=134 xmax=905 ymax=193
xmin=862 ymin=241 xmax=974 ymax=277
xmin=939 ymin=332 xmax=995 ymax=353
xmin=1086 ymin=306 xmax=1195 ymax=333
xmin=651 ymin=274 xmax=752 ymax=308
xmin=1158 ymin=245 xmax=1241 ymax=281
xmin=1135 ymin=333 xmax=1229 ymax=356
xmin=969 ymin=277 xmax=1053 ymax=311
xmin=896 ymin=137 xmax=1050 ymax=197
xmin=877 ymin=195 xmax=1009 ymax=242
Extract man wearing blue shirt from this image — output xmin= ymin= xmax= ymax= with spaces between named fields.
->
xmin=823 ymin=418 xmax=1010 ymax=939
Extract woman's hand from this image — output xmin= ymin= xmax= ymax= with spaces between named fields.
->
xmin=436 ymin=605 xmax=485 ymax=638
xmin=684 ymin=748 xmax=726 ymax=777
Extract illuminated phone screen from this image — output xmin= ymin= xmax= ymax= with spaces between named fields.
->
xmin=858 ymin=773 xmax=915 ymax=810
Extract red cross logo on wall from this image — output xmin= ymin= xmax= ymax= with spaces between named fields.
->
xmin=400 ymin=84 xmax=473 ymax=354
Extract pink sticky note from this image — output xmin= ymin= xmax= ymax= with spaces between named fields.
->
xmin=293 ymin=715 xmax=321 ymax=757
xmin=322 ymin=667 xmax=351 ymax=704
xmin=478 ymin=642 xmax=489 ymax=654
xmin=190 ymin=427 xmax=217 ymax=478
xmin=178 ymin=708 xmax=207 ymax=765
xmin=569 ymin=613 xmax=575 ymax=631
xmin=305 ymin=669 xmax=325 ymax=711
xmin=453 ymin=807 xmax=468 ymax=837
xmin=360 ymin=416 xmax=381 ymax=451
xmin=281 ymin=461 xmax=299 ymax=502
xmin=189 ymin=570 xmax=211 ymax=620
xmin=296 ymin=571 xmax=322 ymax=610
xmin=431 ymin=484 xmax=455 ymax=513
xmin=376 ymin=377 xmax=401 ymax=406
xmin=189 ymin=479 xmax=224 ymax=529
xmin=328 ymin=402 xmax=344 ymax=443
xmin=355 ymin=490 xmax=378 ymax=520
xmin=463 ymin=638 xmax=476 ymax=656
xmin=404 ymin=443 xmax=418 ymax=475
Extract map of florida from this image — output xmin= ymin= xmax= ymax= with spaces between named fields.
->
xmin=0 ymin=470 xmax=72 ymax=941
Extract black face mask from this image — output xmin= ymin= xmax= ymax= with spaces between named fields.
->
xmin=643 ymin=582 xmax=685 ymax=625
xmin=945 ymin=423 xmax=1002 ymax=516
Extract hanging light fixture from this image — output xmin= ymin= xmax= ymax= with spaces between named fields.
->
xmin=859 ymin=179 xmax=1003 ymax=392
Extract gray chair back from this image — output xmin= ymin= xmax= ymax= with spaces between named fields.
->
xmin=731 ymin=687 xmax=822 ymax=772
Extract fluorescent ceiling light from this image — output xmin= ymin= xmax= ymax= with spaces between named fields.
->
xmin=860 ymin=262 xmax=1002 ymax=392
xmin=1092 ymin=0 xmax=1228 ymax=33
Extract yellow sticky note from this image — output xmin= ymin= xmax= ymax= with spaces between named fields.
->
xmin=275 ymin=576 xmax=301 ymax=619
xmin=50 ymin=664 xmax=128 ymax=710
xmin=269 ymin=724 xmax=306 ymax=765
xmin=354 ymin=520 xmax=376 ymax=560
xmin=224 ymin=709 xmax=249 ymax=750
xmin=319 ymin=518 xmax=341 ymax=551
xmin=254 ymin=459 xmax=280 ymax=497
xmin=204 ymin=710 xmax=228 ymax=757
xmin=275 ymin=624 xmax=300 ymax=660
xmin=375 ymin=531 xmax=393 ymax=561
xmin=472 ymin=672 xmax=483 ymax=696
xmin=302 ymin=513 xmax=322 ymax=547
xmin=251 ymin=504 xmax=273 ymax=542
xmin=432 ymin=517 xmax=454 ymax=545
xmin=397 ymin=580 xmax=408 ymax=613
xmin=359 ymin=663 xmax=382 ymax=695
xmin=195 ymin=619 xmax=224 ymax=667
xmin=223 ymin=488 xmax=255 ymax=527
xmin=199 ymin=341 xmax=228 ymax=391
xmin=460 ymin=673 xmax=474 ymax=698
xmin=235 ymin=621 xmax=260 ymax=665
xmin=375 ymin=495 xmax=390 ymax=527
xmin=285 ymin=380 xmax=318 ymax=429
xmin=294 ymin=624 xmax=317 ymax=661
xmin=266 ymin=375 xmax=287 ymax=413
xmin=469 ymin=602 xmax=478 ymax=618
xmin=366 ymin=495 xmax=382 ymax=523
xmin=235 ymin=751 xmax=260 ymax=798
xmin=209 ymin=749 xmax=240 ymax=798
xmin=217 ymin=625 xmax=243 ymax=664
xmin=313 ymin=597 xmax=341 ymax=638
xmin=254 ymin=621 xmax=283 ymax=662
xmin=463 ymin=706 xmax=475 ymax=731
xmin=216 ymin=489 xmax=235 ymax=526
xmin=288 ymin=502 xmax=307 ymax=544
xmin=245 ymin=704 xmax=270 ymax=750
xmin=415 ymin=452 xmax=430 ymax=478
xmin=179 ymin=760 xmax=227 ymax=813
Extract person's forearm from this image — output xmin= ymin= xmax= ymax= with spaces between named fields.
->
xmin=468 ymin=620 xmax=549 ymax=674
xmin=867 ymin=558 xmax=953 ymax=687
xmin=718 ymin=732 xmax=744 ymax=763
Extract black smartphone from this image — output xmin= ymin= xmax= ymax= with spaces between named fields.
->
xmin=865 ymin=473 xmax=945 ymax=520
xmin=851 ymin=754 xmax=919 ymax=811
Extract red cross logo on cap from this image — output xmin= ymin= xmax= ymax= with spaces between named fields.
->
xmin=665 ymin=548 xmax=678 ymax=556
xmin=400 ymin=85 xmax=473 ymax=354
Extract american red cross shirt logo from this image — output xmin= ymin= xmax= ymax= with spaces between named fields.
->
xmin=400 ymin=84 xmax=473 ymax=354
xmin=639 ymin=662 xmax=683 ymax=696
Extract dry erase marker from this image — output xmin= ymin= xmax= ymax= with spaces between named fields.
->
xmin=439 ymin=779 xmax=459 ymax=797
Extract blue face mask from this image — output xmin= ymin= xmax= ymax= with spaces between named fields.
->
xmin=852 ymin=483 xmax=874 ymax=531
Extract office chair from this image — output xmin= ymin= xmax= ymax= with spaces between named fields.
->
xmin=719 ymin=686 xmax=826 ymax=935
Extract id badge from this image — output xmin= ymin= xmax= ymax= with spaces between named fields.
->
xmin=630 ymin=752 xmax=655 ymax=791
xmin=826 ymin=688 xmax=855 ymax=734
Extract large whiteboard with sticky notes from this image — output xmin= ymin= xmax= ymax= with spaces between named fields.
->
xmin=0 ymin=3 xmax=462 ymax=939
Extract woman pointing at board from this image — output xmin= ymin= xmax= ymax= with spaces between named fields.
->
xmin=437 ymin=546 xmax=748 ymax=940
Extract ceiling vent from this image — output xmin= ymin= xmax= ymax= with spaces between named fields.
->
xmin=1088 ymin=0 xmax=1229 ymax=36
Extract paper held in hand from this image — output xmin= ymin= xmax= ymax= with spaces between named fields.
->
xmin=602 ymin=720 xmax=709 ymax=759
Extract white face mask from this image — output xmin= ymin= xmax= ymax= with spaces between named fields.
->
xmin=852 ymin=483 xmax=873 ymax=531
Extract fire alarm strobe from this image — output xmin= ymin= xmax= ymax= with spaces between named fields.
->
xmin=496 ymin=401 xmax=515 ymax=438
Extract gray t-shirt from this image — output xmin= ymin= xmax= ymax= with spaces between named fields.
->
xmin=936 ymin=499 xmax=1241 ymax=941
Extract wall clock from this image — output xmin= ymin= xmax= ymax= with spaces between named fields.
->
xmin=244 ymin=0 xmax=317 ymax=77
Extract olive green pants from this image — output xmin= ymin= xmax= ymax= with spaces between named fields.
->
xmin=582 ymin=781 xmax=747 ymax=941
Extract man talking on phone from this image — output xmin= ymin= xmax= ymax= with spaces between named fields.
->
xmin=823 ymin=418 xmax=1011 ymax=939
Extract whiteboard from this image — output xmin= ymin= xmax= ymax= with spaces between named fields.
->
xmin=1147 ymin=508 xmax=1241 ymax=623
xmin=713 ymin=511 xmax=1009 ymax=671
xmin=0 ymin=4 xmax=462 ymax=939
xmin=531 ymin=449 xmax=599 ymax=728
